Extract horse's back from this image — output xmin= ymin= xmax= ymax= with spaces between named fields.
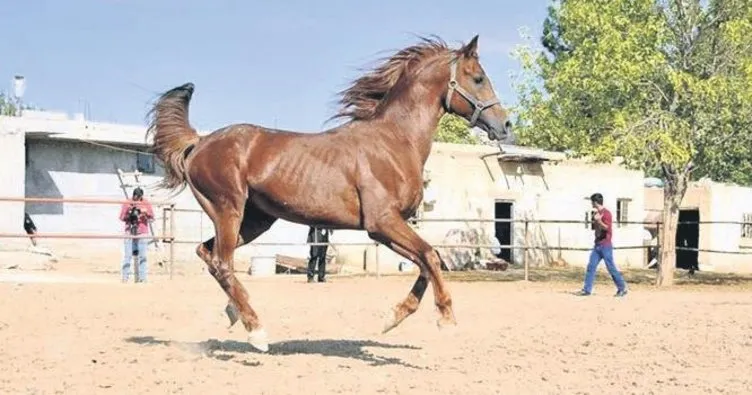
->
xmin=206 ymin=125 xmax=362 ymax=227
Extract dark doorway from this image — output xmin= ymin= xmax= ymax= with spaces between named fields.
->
xmin=675 ymin=209 xmax=699 ymax=271
xmin=494 ymin=201 xmax=514 ymax=263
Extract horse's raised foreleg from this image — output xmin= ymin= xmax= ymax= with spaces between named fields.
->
xmin=367 ymin=213 xmax=457 ymax=333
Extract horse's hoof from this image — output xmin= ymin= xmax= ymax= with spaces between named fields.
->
xmin=248 ymin=328 xmax=269 ymax=353
xmin=382 ymin=306 xmax=410 ymax=334
xmin=381 ymin=308 xmax=401 ymax=334
xmin=225 ymin=302 xmax=240 ymax=328
xmin=436 ymin=314 xmax=458 ymax=330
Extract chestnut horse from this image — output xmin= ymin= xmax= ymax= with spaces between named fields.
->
xmin=145 ymin=35 xmax=515 ymax=352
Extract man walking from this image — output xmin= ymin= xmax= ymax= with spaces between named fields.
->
xmin=118 ymin=187 xmax=154 ymax=283
xmin=578 ymin=193 xmax=628 ymax=297
xmin=307 ymin=226 xmax=332 ymax=283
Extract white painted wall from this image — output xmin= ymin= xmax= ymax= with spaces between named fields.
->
xmin=0 ymin=122 xmax=26 ymax=249
xmin=708 ymin=183 xmax=752 ymax=272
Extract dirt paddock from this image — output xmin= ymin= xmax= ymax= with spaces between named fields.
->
xmin=2 ymin=267 xmax=752 ymax=394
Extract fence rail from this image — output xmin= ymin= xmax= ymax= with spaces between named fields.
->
xmin=163 ymin=208 xmax=750 ymax=225
xmin=4 ymin=196 xmax=752 ymax=281
xmin=0 ymin=233 xmax=173 ymax=240
xmin=0 ymin=196 xmax=176 ymax=206
xmin=1 ymin=196 xmax=178 ymax=279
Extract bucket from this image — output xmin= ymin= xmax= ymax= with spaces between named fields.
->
xmin=249 ymin=256 xmax=277 ymax=277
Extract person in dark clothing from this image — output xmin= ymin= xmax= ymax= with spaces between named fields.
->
xmin=23 ymin=212 xmax=38 ymax=247
xmin=307 ymin=226 xmax=333 ymax=283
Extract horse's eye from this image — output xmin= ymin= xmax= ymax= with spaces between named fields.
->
xmin=474 ymin=76 xmax=484 ymax=84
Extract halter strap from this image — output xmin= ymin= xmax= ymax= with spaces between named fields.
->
xmin=445 ymin=57 xmax=500 ymax=127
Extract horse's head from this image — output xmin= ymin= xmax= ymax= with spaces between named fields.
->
xmin=445 ymin=35 xmax=515 ymax=145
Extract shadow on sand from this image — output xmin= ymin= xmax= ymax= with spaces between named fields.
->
xmin=125 ymin=335 xmax=424 ymax=369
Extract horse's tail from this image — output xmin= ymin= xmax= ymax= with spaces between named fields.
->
xmin=145 ymin=82 xmax=201 ymax=194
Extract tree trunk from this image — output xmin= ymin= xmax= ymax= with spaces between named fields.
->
xmin=656 ymin=199 xmax=679 ymax=285
xmin=655 ymin=168 xmax=690 ymax=286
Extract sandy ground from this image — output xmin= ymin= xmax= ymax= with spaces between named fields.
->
xmin=1 ymin=267 xmax=752 ymax=395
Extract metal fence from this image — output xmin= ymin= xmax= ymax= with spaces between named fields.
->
xmin=2 ymin=196 xmax=752 ymax=280
xmin=0 ymin=196 xmax=178 ymax=278
xmin=146 ymin=206 xmax=752 ymax=280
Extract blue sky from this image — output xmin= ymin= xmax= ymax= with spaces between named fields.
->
xmin=0 ymin=0 xmax=550 ymax=133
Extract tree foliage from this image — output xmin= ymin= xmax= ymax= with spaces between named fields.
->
xmin=0 ymin=93 xmax=19 ymax=116
xmin=512 ymin=0 xmax=752 ymax=285
xmin=434 ymin=113 xmax=481 ymax=144
xmin=0 ymin=92 xmax=37 ymax=116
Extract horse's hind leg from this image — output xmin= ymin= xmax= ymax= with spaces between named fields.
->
xmin=366 ymin=213 xmax=456 ymax=333
xmin=221 ymin=206 xmax=277 ymax=329
xmin=206 ymin=209 xmax=276 ymax=352
xmin=195 ymin=203 xmax=277 ymax=339
xmin=196 ymin=236 xmax=241 ymax=324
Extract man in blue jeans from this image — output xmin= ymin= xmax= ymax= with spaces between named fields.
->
xmin=578 ymin=193 xmax=628 ymax=297
xmin=118 ymin=187 xmax=154 ymax=283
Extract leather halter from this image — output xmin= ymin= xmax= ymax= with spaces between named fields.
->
xmin=445 ymin=56 xmax=500 ymax=128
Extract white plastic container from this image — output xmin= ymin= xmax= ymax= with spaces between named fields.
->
xmin=249 ymin=256 xmax=276 ymax=277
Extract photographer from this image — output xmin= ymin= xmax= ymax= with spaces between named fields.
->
xmin=118 ymin=187 xmax=154 ymax=283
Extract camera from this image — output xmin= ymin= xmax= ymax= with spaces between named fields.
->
xmin=126 ymin=205 xmax=142 ymax=234
xmin=127 ymin=205 xmax=141 ymax=223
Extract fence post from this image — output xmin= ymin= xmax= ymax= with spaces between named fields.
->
xmin=199 ymin=211 xmax=204 ymax=242
xmin=375 ymin=243 xmax=380 ymax=279
xmin=524 ymin=219 xmax=529 ymax=282
xmin=169 ymin=203 xmax=176 ymax=280
xmin=161 ymin=206 xmax=168 ymax=244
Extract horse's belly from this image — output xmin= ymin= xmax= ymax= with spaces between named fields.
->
xmin=250 ymin=188 xmax=362 ymax=229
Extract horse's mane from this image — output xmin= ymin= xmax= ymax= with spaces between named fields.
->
xmin=331 ymin=36 xmax=456 ymax=122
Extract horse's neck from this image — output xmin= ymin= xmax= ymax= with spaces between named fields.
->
xmin=380 ymin=81 xmax=446 ymax=165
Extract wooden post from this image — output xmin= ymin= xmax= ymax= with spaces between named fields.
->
xmin=375 ymin=243 xmax=380 ymax=279
xmin=524 ymin=220 xmax=529 ymax=282
xmin=169 ymin=203 xmax=176 ymax=280
xmin=161 ymin=206 xmax=168 ymax=245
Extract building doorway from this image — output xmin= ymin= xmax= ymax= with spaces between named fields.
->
xmin=675 ymin=209 xmax=699 ymax=271
xmin=494 ymin=200 xmax=514 ymax=263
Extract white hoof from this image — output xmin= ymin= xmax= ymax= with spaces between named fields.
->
xmin=381 ymin=307 xmax=404 ymax=334
xmin=248 ymin=328 xmax=269 ymax=353
xmin=436 ymin=315 xmax=458 ymax=332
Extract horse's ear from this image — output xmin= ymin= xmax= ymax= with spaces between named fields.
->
xmin=461 ymin=35 xmax=479 ymax=58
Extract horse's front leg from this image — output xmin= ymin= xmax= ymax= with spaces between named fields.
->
xmin=367 ymin=213 xmax=457 ymax=333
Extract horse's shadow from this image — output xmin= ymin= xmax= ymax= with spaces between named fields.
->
xmin=125 ymin=335 xmax=424 ymax=369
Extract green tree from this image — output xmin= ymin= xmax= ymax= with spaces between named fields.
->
xmin=0 ymin=92 xmax=36 ymax=116
xmin=434 ymin=113 xmax=480 ymax=144
xmin=0 ymin=93 xmax=18 ymax=116
xmin=512 ymin=0 xmax=752 ymax=286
